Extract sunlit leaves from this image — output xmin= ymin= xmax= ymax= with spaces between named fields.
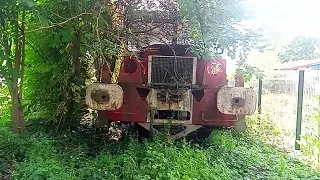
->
xmin=22 ymin=0 xmax=105 ymax=122
xmin=235 ymin=60 xmax=265 ymax=82
xmin=0 ymin=85 xmax=10 ymax=124
xmin=278 ymin=36 xmax=320 ymax=63
xmin=18 ymin=0 xmax=36 ymax=7
xmin=0 ymin=48 xmax=5 ymax=79
xmin=178 ymin=0 xmax=262 ymax=59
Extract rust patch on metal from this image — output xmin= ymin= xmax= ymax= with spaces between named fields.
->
xmin=146 ymin=88 xmax=193 ymax=124
xmin=148 ymin=89 xmax=192 ymax=111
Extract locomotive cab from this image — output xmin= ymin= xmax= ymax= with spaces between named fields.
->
xmin=85 ymin=44 xmax=257 ymax=139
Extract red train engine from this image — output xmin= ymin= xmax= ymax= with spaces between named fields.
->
xmin=85 ymin=44 xmax=257 ymax=139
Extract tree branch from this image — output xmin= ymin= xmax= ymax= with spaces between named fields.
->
xmin=26 ymin=12 xmax=94 ymax=33
xmin=132 ymin=23 xmax=166 ymax=34
xmin=19 ymin=9 xmax=26 ymax=98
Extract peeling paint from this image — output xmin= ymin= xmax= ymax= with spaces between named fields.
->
xmin=147 ymin=89 xmax=192 ymax=111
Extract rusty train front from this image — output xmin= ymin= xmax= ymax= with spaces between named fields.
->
xmin=85 ymin=44 xmax=257 ymax=139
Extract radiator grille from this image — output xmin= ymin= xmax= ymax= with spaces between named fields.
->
xmin=150 ymin=56 xmax=195 ymax=85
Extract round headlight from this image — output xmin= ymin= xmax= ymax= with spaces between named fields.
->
xmin=123 ymin=58 xmax=137 ymax=74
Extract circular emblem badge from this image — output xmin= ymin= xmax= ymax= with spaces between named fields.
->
xmin=207 ymin=62 xmax=222 ymax=75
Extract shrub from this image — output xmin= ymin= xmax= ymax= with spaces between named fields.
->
xmin=1 ymin=118 xmax=320 ymax=180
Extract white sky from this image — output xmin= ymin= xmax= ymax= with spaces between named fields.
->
xmin=245 ymin=0 xmax=320 ymax=41
xmin=226 ymin=0 xmax=320 ymax=75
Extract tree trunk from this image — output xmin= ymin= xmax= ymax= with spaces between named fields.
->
xmin=19 ymin=10 xmax=26 ymax=101
xmin=19 ymin=10 xmax=26 ymax=129
xmin=94 ymin=57 xmax=102 ymax=82
xmin=11 ymin=87 xmax=25 ymax=135
xmin=110 ymin=1 xmax=125 ymax=84
xmin=11 ymin=11 xmax=25 ymax=135
xmin=65 ymin=30 xmax=81 ymax=124
xmin=1 ymin=5 xmax=26 ymax=135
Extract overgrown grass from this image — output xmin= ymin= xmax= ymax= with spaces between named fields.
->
xmin=1 ymin=118 xmax=320 ymax=180
xmin=258 ymin=93 xmax=320 ymax=167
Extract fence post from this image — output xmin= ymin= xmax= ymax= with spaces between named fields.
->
xmin=295 ymin=70 xmax=305 ymax=150
xmin=258 ymin=78 xmax=262 ymax=114
xmin=235 ymin=69 xmax=244 ymax=87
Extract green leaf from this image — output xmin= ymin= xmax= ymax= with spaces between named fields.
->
xmin=19 ymin=0 xmax=37 ymax=7
xmin=0 ymin=49 xmax=4 ymax=62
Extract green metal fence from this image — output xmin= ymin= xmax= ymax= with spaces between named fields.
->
xmin=253 ymin=70 xmax=320 ymax=151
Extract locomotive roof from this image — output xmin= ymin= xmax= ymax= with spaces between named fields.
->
xmin=141 ymin=44 xmax=192 ymax=56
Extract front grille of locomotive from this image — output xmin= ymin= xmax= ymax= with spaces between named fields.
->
xmin=150 ymin=56 xmax=196 ymax=85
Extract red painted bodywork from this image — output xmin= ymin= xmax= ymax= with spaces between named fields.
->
xmin=101 ymin=44 xmax=239 ymax=127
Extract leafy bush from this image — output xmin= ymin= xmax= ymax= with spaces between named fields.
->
xmin=0 ymin=86 xmax=10 ymax=124
xmin=1 ymin=120 xmax=319 ymax=180
xmin=297 ymin=95 xmax=320 ymax=168
xmin=0 ymin=126 xmax=25 ymax=179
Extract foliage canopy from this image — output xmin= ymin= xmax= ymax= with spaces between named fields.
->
xmin=278 ymin=36 xmax=320 ymax=63
xmin=0 ymin=0 xmax=263 ymax=129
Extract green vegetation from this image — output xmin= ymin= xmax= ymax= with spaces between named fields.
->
xmin=0 ymin=86 xmax=10 ymax=125
xmin=278 ymin=36 xmax=320 ymax=63
xmin=0 ymin=0 xmax=261 ymax=135
xmin=248 ymin=77 xmax=320 ymax=167
xmin=298 ymin=95 xmax=320 ymax=168
xmin=0 ymin=117 xmax=319 ymax=180
xmin=1 ymin=0 xmax=319 ymax=179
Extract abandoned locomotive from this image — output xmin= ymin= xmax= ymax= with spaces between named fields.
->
xmin=85 ymin=44 xmax=257 ymax=139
